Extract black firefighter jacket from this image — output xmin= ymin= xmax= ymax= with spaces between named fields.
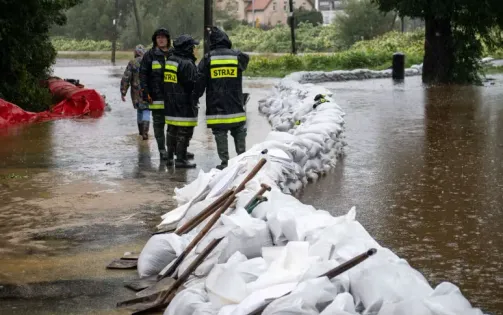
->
xmin=163 ymin=39 xmax=201 ymax=127
xmin=139 ymin=47 xmax=171 ymax=110
xmin=197 ymin=27 xmax=250 ymax=129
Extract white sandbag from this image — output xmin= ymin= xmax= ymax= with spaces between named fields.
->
xmin=247 ymin=242 xmax=320 ymax=293
xmin=320 ymin=293 xmax=357 ymax=315
xmin=206 ymin=252 xmax=268 ymax=307
xmin=265 ymin=131 xmax=298 ymax=143
xmin=262 ymin=277 xmax=339 ymax=315
xmin=173 ymin=169 xmax=215 ymax=206
xmin=207 ymin=161 xmax=246 ymax=199
xmin=176 ymin=197 xmax=220 ymax=231
xmin=198 ymin=208 xmax=273 ymax=260
xmin=218 ymin=282 xmax=299 ymax=315
xmin=164 ymin=282 xmax=209 ymax=315
xmin=177 ymin=209 xmax=273 ymax=278
xmin=350 ymin=259 xmax=433 ymax=311
xmin=137 ymin=233 xmax=187 ymax=278
xmin=376 ymin=282 xmax=484 ymax=315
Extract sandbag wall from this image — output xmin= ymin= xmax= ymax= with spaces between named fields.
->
xmin=137 ymin=74 xmax=485 ymax=315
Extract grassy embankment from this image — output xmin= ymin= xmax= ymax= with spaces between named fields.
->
xmin=53 ymin=31 xmax=503 ymax=77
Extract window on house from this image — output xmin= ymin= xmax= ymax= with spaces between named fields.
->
xmin=284 ymin=0 xmax=287 ymax=10
xmin=273 ymin=1 xmax=276 ymax=10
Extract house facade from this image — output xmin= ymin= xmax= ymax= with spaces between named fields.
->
xmin=216 ymin=0 xmax=315 ymax=26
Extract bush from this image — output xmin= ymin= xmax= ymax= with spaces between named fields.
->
xmin=51 ymin=37 xmax=121 ymax=51
xmin=291 ymin=9 xmax=323 ymax=27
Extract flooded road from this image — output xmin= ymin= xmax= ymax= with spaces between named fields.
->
xmin=1 ymin=59 xmax=502 ymax=314
xmin=300 ymin=76 xmax=503 ymax=314
xmin=0 ymin=59 xmax=275 ymax=314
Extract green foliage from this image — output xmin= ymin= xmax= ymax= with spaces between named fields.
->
xmin=351 ymin=30 xmax=424 ymax=56
xmin=52 ymin=37 xmax=121 ymax=51
xmin=229 ymin=23 xmax=339 ymax=53
xmin=0 ymin=0 xmax=81 ymax=111
xmin=291 ymin=9 xmax=324 ymax=27
xmin=246 ymin=33 xmax=426 ymax=77
xmin=372 ymin=0 xmax=503 ymax=84
xmin=335 ymin=0 xmax=398 ymax=49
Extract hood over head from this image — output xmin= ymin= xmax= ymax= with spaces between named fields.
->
xmin=151 ymin=27 xmax=171 ymax=47
xmin=134 ymin=44 xmax=146 ymax=57
xmin=209 ymin=26 xmax=232 ymax=50
xmin=173 ymin=34 xmax=199 ymax=59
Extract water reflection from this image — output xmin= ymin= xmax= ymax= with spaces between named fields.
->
xmin=301 ymin=76 xmax=503 ymax=314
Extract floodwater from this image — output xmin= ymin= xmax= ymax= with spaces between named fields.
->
xmin=300 ymin=76 xmax=503 ymax=314
xmin=0 ymin=60 xmax=502 ymax=315
xmin=0 ymin=58 xmax=274 ymax=314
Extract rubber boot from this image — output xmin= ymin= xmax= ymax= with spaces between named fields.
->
xmin=141 ymin=121 xmax=149 ymax=140
xmin=160 ymin=150 xmax=168 ymax=160
xmin=187 ymin=151 xmax=195 ymax=159
xmin=216 ymin=161 xmax=228 ymax=170
xmin=175 ymin=140 xmax=196 ymax=169
xmin=166 ymin=134 xmax=176 ymax=167
xmin=137 ymin=123 xmax=142 ymax=136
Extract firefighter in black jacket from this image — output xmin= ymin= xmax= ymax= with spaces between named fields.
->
xmin=163 ymin=35 xmax=201 ymax=168
xmin=197 ymin=26 xmax=250 ymax=170
xmin=139 ymin=27 xmax=172 ymax=160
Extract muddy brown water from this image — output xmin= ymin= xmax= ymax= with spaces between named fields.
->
xmin=300 ymin=77 xmax=503 ymax=314
xmin=0 ymin=59 xmax=502 ymax=314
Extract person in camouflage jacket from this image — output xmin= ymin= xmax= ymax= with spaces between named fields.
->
xmin=121 ymin=44 xmax=150 ymax=140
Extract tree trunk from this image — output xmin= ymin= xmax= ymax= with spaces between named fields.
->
xmin=422 ymin=17 xmax=453 ymax=84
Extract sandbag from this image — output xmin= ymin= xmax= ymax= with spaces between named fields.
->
xmin=262 ymin=277 xmax=339 ymax=315
xmin=376 ymin=282 xmax=484 ymax=315
xmin=206 ymin=252 xmax=268 ymax=307
xmin=164 ymin=282 xmax=211 ymax=315
xmin=177 ymin=209 xmax=273 ymax=278
xmin=137 ymin=233 xmax=187 ymax=278
xmin=176 ymin=197 xmax=220 ymax=231
xmin=349 ymin=259 xmax=433 ymax=311
xmin=320 ymin=293 xmax=357 ymax=315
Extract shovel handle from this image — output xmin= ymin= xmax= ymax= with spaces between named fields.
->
xmin=321 ymin=248 xmax=377 ymax=279
xmin=244 ymin=183 xmax=272 ymax=209
xmin=159 ymin=237 xmax=224 ymax=303
xmin=161 ymin=158 xmax=267 ymax=279
xmin=235 ymin=158 xmax=267 ymax=193
xmin=247 ymin=248 xmax=377 ymax=315
xmin=175 ymin=189 xmax=234 ymax=235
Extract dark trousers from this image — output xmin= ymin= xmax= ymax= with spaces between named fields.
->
xmin=212 ymin=125 xmax=247 ymax=163
xmin=167 ymin=125 xmax=194 ymax=160
xmin=151 ymin=110 xmax=165 ymax=152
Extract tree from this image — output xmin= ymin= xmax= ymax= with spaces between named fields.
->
xmin=335 ymin=0 xmax=398 ymax=49
xmin=372 ymin=0 xmax=503 ymax=84
xmin=0 ymin=0 xmax=81 ymax=111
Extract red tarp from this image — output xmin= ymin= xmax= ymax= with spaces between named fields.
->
xmin=0 ymin=79 xmax=105 ymax=129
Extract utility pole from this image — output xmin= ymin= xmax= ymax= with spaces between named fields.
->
xmin=111 ymin=0 xmax=119 ymax=64
xmin=252 ymin=0 xmax=255 ymax=27
xmin=288 ymin=0 xmax=296 ymax=54
xmin=132 ymin=0 xmax=142 ymax=41
xmin=204 ymin=0 xmax=213 ymax=54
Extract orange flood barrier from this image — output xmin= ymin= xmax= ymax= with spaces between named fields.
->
xmin=0 ymin=78 xmax=106 ymax=129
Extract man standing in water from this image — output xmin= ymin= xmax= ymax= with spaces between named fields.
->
xmin=197 ymin=26 xmax=249 ymax=170
xmin=120 ymin=44 xmax=150 ymax=140
xmin=163 ymin=35 xmax=201 ymax=168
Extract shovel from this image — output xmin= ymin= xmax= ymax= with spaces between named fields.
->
xmin=244 ymin=183 xmax=271 ymax=209
xmin=117 ymin=237 xmax=224 ymax=314
xmin=247 ymin=248 xmax=378 ymax=315
xmin=123 ymin=190 xmax=235 ymax=291
xmin=119 ymin=158 xmax=268 ymax=311
xmin=159 ymin=157 xmax=267 ymax=281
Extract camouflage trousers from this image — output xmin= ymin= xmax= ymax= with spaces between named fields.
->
xmin=151 ymin=110 xmax=166 ymax=152
xmin=212 ymin=125 xmax=247 ymax=163
xmin=167 ymin=125 xmax=194 ymax=159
